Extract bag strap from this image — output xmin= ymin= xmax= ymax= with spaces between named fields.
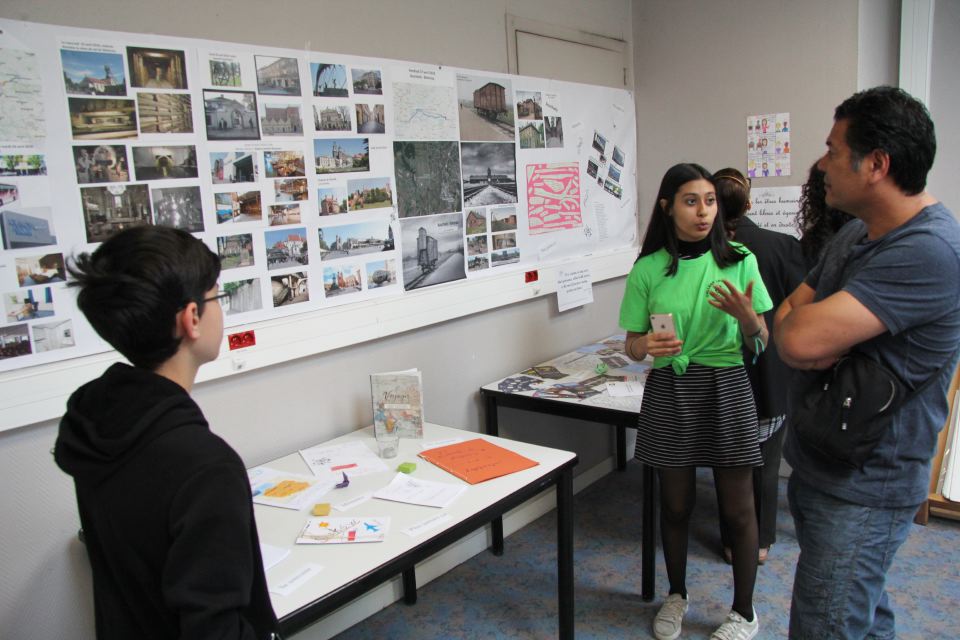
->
xmin=899 ymin=343 xmax=960 ymax=404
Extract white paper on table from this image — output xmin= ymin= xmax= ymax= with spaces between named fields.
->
xmin=296 ymin=516 xmax=390 ymax=544
xmin=556 ymin=265 xmax=594 ymax=312
xmin=248 ymin=466 xmax=336 ymax=511
xmin=606 ymin=380 xmax=645 ymax=397
xmin=299 ymin=440 xmax=389 ymax=478
xmin=333 ymin=491 xmax=373 ymax=512
xmin=268 ymin=563 xmax=323 ymax=596
xmin=260 ymin=543 xmax=290 ymax=571
xmin=373 ymin=472 xmax=467 ymax=509
xmin=421 ymin=437 xmax=463 ymax=451
xmin=402 ymin=513 xmax=451 ymax=537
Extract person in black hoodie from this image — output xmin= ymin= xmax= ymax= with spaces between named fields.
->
xmin=54 ymin=226 xmax=280 ymax=640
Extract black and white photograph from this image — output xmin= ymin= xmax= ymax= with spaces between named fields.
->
xmin=355 ymin=104 xmax=385 ymax=134
xmin=217 ymin=233 xmax=255 ymax=270
xmin=271 ymin=271 xmax=309 ymax=306
xmin=457 ymin=74 xmax=514 ymax=142
xmin=69 ymin=98 xmax=138 ymax=140
xmin=203 ymin=90 xmax=260 ymax=141
xmin=255 ymin=56 xmax=301 ymax=96
xmin=73 ymin=145 xmax=129 ymax=183
xmin=60 ymin=49 xmax=126 ymax=96
xmin=151 ymin=186 xmax=204 ymax=232
xmin=314 ymin=105 xmax=351 ymax=131
xmin=461 ymin=142 xmax=517 ymax=207
xmin=310 ymin=63 xmax=349 ymax=97
xmin=127 ymin=46 xmax=188 ymax=89
xmin=393 ymin=141 xmax=462 ymax=218
xmin=265 ymin=227 xmax=308 ymax=270
xmin=400 ymin=212 xmax=465 ymax=291
xmin=132 ymin=145 xmax=198 ymax=180
xmin=137 ymin=93 xmax=193 ymax=134
xmin=80 ymin=184 xmax=151 ymax=243
xmin=516 ymin=91 xmax=542 ymax=120
xmin=351 ymin=68 xmax=382 ymax=95
xmin=221 ymin=278 xmax=261 ymax=315
xmin=592 ymin=130 xmax=607 ymax=154
xmin=544 ymin=116 xmax=563 ymax=148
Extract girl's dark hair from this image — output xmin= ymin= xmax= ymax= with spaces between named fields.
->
xmin=713 ymin=167 xmax=751 ymax=237
xmin=796 ymin=162 xmax=854 ymax=261
xmin=68 ymin=226 xmax=221 ymax=370
xmin=638 ymin=163 xmax=747 ymax=275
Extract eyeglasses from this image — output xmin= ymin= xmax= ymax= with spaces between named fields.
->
xmin=203 ymin=291 xmax=230 ymax=303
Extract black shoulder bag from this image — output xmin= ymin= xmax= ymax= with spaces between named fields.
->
xmin=792 ymin=349 xmax=957 ymax=469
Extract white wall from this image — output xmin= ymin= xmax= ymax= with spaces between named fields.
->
xmin=0 ymin=2 xmax=633 ymax=638
xmin=927 ymin=0 xmax=960 ymax=216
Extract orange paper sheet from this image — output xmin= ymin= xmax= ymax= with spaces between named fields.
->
xmin=418 ymin=438 xmax=539 ymax=484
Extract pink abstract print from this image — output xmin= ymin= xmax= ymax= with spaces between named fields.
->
xmin=525 ymin=163 xmax=581 ymax=235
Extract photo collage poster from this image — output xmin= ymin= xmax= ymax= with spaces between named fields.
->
xmin=0 ymin=18 xmax=637 ymax=373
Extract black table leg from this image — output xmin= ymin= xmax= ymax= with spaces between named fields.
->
xmin=484 ymin=393 xmax=499 ymax=437
xmin=402 ymin=567 xmax=417 ymax=605
xmin=616 ymin=424 xmax=626 ymax=470
xmin=641 ymin=463 xmax=656 ymax=601
xmin=491 ymin=516 xmax=504 ymax=556
xmin=557 ymin=465 xmax=575 ymax=640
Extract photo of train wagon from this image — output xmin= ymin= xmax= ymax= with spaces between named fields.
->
xmin=457 ymin=74 xmax=514 ymax=142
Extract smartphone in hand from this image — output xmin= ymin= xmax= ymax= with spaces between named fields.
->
xmin=649 ymin=312 xmax=676 ymax=336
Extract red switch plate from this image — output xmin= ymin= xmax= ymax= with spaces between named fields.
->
xmin=525 ymin=270 xmax=539 ymax=283
xmin=228 ymin=330 xmax=256 ymax=350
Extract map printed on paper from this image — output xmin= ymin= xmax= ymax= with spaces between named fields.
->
xmin=393 ymin=82 xmax=458 ymax=140
xmin=0 ymin=48 xmax=46 ymax=142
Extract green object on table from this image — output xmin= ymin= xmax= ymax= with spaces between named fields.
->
xmin=397 ymin=462 xmax=417 ymax=474
xmin=595 ymin=362 xmax=608 ymax=375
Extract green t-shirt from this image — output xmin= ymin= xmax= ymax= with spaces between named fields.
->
xmin=619 ymin=245 xmax=773 ymax=374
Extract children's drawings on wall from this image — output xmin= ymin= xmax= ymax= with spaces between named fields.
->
xmin=747 ymin=112 xmax=791 ymax=178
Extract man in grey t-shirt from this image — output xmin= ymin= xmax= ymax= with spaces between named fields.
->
xmin=774 ymin=87 xmax=960 ymax=639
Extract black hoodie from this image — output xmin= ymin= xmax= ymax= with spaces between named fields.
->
xmin=55 ymin=363 xmax=279 ymax=640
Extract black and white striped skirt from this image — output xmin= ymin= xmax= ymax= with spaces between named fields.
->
xmin=635 ymin=363 xmax=762 ymax=468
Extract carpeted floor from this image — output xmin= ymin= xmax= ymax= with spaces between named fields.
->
xmin=332 ymin=463 xmax=960 ymax=639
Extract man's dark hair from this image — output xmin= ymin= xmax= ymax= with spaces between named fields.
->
xmin=68 ymin=226 xmax=220 ymax=370
xmin=834 ymin=86 xmax=936 ymax=195
xmin=638 ymin=162 xmax=746 ymax=276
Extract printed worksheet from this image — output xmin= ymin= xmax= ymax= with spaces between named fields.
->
xmin=372 ymin=472 xmax=466 ymax=508
xmin=299 ymin=440 xmax=390 ymax=478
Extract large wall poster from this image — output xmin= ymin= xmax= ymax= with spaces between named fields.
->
xmin=0 ymin=18 xmax=637 ymax=374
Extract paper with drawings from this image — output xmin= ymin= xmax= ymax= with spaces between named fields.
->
xmin=299 ymin=440 xmax=389 ymax=478
xmin=373 ymin=472 xmax=467 ymax=508
xmin=248 ymin=466 xmax=336 ymax=510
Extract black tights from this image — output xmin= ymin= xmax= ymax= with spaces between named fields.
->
xmin=658 ymin=467 xmax=757 ymax=620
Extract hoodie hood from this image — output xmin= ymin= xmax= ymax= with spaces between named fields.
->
xmin=55 ymin=363 xmax=207 ymax=485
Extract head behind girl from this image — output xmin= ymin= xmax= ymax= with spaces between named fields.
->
xmin=639 ymin=163 xmax=746 ymax=275
xmin=796 ymin=162 xmax=854 ymax=262
xmin=713 ymin=167 xmax=752 ymax=238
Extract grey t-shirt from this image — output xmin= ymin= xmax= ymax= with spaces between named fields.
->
xmin=784 ymin=203 xmax=960 ymax=507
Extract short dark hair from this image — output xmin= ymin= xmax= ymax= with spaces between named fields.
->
xmin=67 ymin=226 xmax=220 ymax=370
xmin=834 ymin=86 xmax=936 ymax=195
xmin=638 ymin=163 xmax=746 ymax=275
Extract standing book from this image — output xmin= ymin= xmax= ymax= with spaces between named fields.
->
xmin=371 ymin=368 xmax=424 ymax=439
xmin=419 ymin=438 xmax=539 ymax=484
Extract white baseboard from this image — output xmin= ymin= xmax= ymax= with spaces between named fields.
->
xmin=291 ymin=456 xmax=617 ymax=639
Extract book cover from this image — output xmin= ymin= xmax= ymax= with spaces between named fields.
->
xmin=418 ymin=438 xmax=539 ymax=484
xmin=371 ymin=368 xmax=423 ymax=438
xmin=295 ymin=516 xmax=390 ymax=544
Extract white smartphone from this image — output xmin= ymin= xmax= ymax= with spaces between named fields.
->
xmin=649 ymin=312 xmax=676 ymax=336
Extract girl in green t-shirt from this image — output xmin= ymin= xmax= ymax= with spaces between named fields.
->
xmin=619 ymin=163 xmax=772 ymax=640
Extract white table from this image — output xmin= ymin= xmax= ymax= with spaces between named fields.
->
xmin=254 ymin=423 xmax=578 ymax=639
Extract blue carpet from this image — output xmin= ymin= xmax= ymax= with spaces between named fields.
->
xmin=333 ymin=463 xmax=960 ymax=639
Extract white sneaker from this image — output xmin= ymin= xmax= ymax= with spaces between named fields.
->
xmin=653 ymin=593 xmax=689 ymax=640
xmin=710 ymin=608 xmax=759 ymax=640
